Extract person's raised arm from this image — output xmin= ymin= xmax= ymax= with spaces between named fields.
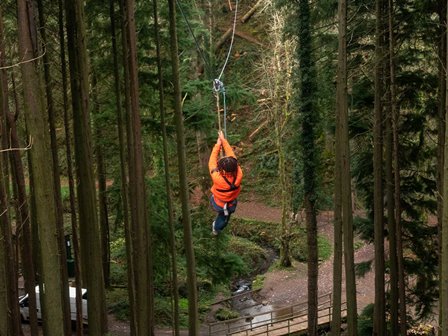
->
xmin=209 ymin=134 xmax=222 ymax=173
xmin=218 ymin=131 xmax=236 ymax=158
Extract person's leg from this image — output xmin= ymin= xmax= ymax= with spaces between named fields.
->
xmin=213 ymin=211 xmax=228 ymax=233
xmin=210 ymin=196 xmax=238 ymax=234
xmin=220 ymin=201 xmax=238 ymax=231
xmin=210 ymin=195 xmax=225 ymax=234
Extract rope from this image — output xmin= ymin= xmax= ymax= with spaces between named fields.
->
xmin=213 ymin=79 xmax=228 ymax=138
xmin=213 ymin=0 xmax=238 ymax=139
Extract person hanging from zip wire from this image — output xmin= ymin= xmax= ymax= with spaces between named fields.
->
xmin=209 ymin=130 xmax=243 ymax=235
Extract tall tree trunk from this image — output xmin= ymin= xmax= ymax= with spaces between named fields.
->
xmin=0 ymin=144 xmax=21 ymax=336
xmin=390 ymin=0 xmax=406 ymax=332
xmin=336 ymin=0 xmax=358 ymax=333
xmin=2 ymin=8 xmax=38 ymax=336
xmin=0 ymin=8 xmax=9 ymax=333
xmin=334 ymin=0 xmax=344 ymax=319
xmin=152 ymin=0 xmax=180 ymax=333
xmin=441 ymin=2 xmax=448 ymax=333
xmin=0 ymin=194 xmax=7 ymax=336
xmin=333 ymin=99 xmax=343 ymax=335
xmin=373 ymin=0 xmax=386 ymax=333
xmin=64 ymin=0 xmax=107 ymax=333
xmin=0 ymin=14 xmax=21 ymax=332
xmin=297 ymin=0 xmax=319 ymax=333
xmin=1 ymin=6 xmax=35 ymax=336
xmin=36 ymin=1 xmax=71 ymax=333
xmin=122 ymin=0 xmax=154 ymax=334
xmin=386 ymin=0 xmax=399 ymax=334
xmin=17 ymin=0 xmax=66 ymax=334
xmin=265 ymin=12 xmax=293 ymax=269
xmin=113 ymin=1 xmax=136 ymax=333
xmin=97 ymin=132 xmax=110 ymax=288
xmin=92 ymin=75 xmax=111 ymax=288
xmin=58 ymin=0 xmax=83 ymax=333
xmin=438 ymin=1 xmax=447 ymax=333
xmin=167 ymin=0 xmax=200 ymax=333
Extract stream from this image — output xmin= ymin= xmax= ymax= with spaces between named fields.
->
xmin=229 ymin=247 xmax=279 ymax=326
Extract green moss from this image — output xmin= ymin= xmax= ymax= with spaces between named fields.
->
xmin=228 ymin=236 xmax=268 ymax=275
xmin=252 ymin=274 xmax=265 ymax=291
xmin=215 ymin=307 xmax=240 ymax=321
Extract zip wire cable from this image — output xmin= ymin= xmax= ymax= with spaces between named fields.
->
xmin=175 ymin=0 xmax=238 ymax=138
xmin=175 ymin=0 xmax=211 ymax=73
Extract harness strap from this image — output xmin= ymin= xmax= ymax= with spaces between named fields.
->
xmin=216 ymin=175 xmax=239 ymax=192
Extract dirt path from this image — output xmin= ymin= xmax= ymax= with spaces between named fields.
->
xmin=235 ymin=201 xmax=375 ymax=314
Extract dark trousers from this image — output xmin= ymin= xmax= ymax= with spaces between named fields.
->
xmin=210 ymin=195 xmax=237 ymax=233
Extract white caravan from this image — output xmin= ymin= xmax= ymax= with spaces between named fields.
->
xmin=19 ymin=285 xmax=88 ymax=324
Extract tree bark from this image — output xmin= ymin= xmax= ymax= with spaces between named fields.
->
xmin=373 ymin=0 xmax=386 ymax=333
xmin=390 ymin=0 xmax=406 ymax=333
xmin=92 ymin=75 xmax=111 ymax=288
xmin=17 ymin=0 xmax=66 ymax=334
xmin=0 ymin=141 xmax=21 ymax=336
xmin=441 ymin=2 xmax=448 ymax=333
xmin=335 ymin=0 xmax=357 ymax=333
xmin=168 ymin=0 xmax=200 ymax=333
xmin=152 ymin=0 xmax=180 ymax=333
xmin=438 ymin=1 xmax=447 ymax=333
xmin=65 ymin=0 xmax=107 ymax=333
xmin=121 ymin=0 xmax=154 ymax=334
xmin=297 ymin=0 xmax=319 ymax=334
xmin=117 ymin=0 xmax=136 ymax=333
xmin=36 ymin=1 xmax=71 ymax=333
xmin=386 ymin=0 xmax=399 ymax=334
xmin=1 ymin=6 xmax=33 ymax=336
xmin=57 ymin=0 xmax=84 ymax=333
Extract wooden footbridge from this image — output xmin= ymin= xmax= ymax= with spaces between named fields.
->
xmin=207 ymin=293 xmax=347 ymax=336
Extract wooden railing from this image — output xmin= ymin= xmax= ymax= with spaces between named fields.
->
xmin=207 ymin=292 xmax=346 ymax=336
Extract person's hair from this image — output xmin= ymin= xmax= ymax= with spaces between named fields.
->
xmin=218 ymin=156 xmax=238 ymax=176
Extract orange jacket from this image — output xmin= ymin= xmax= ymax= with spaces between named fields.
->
xmin=209 ymin=138 xmax=243 ymax=207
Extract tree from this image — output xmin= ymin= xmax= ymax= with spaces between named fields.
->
xmin=65 ymin=0 xmax=107 ymax=333
xmin=335 ymin=0 xmax=357 ymax=333
xmin=260 ymin=2 xmax=293 ymax=268
xmin=17 ymin=0 xmax=67 ymax=334
xmin=373 ymin=0 xmax=386 ymax=333
xmin=117 ymin=0 xmax=138 ymax=332
xmin=167 ymin=0 xmax=200 ymax=332
xmin=385 ymin=0 xmax=399 ymax=333
xmin=36 ymin=1 xmax=71 ymax=333
xmin=438 ymin=2 xmax=447 ymax=334
xmin=121 ymin=0 xmax=155 ymax=334
xmin=1 ymin=4 xmax=37 ymax=336
xmin=0 ymin=14 xmax=21 ymax=331
xmin=388 ymin=0 xmax=406 ymax=333
xmin=0 ymin=143 xmax=20 ymax=336
xmin=57 ymin=0 xmax=84 ymax=333
xmin=296 ymin=0 xmax=319 ymax=333
xmin=152 ymin=0 xmax=180 ymax=332
xmin=441 ymin=2 xmax=448 ymax=333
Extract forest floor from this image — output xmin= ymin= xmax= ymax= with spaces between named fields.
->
xmin=235 ymin=201 xmax=375 ymax=314
xmin=21 ymin=199 xmax=375 ymax=335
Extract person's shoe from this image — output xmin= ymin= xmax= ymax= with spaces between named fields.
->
xmin=212 ymin=221 xmax=218 ymax=236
